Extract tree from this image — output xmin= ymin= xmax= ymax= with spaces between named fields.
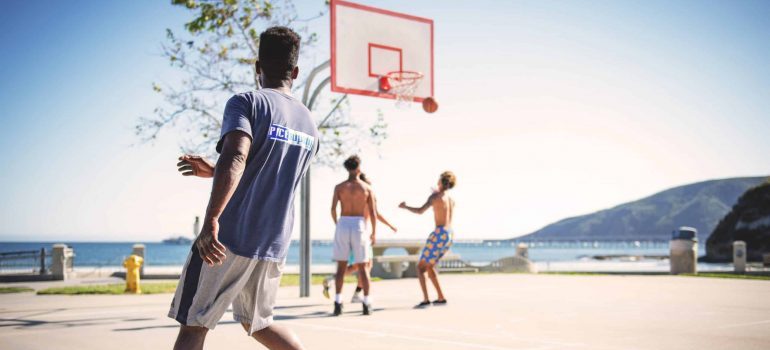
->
xmin=137 ymin=0 xmax=387 ymax=166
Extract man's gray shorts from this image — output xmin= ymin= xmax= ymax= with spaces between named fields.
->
xmin=332 ymin=216 xmax=371 ymax=263
xmin=168 ymin=247 xmax=283 ymax=335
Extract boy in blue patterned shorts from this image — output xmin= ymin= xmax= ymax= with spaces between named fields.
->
xmin=399 ymin=171 xmax=456 ymax=308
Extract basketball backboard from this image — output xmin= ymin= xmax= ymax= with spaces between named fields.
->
xmin=330 ymin=0 xmax=434 ymax=103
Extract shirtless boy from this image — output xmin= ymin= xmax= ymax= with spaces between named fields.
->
xmin=330 ymin=155 xmax=377 ymax=316
xmin=399 ymin=171 xmax=456 ymax=308
xmin=322 ymin=172 xmax=397 ymax=303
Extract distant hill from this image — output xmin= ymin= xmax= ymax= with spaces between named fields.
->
xmin=704 ymin=180 xmax=770 ymax=262
xmin=516 ymin=176 xmax=768 ymax=241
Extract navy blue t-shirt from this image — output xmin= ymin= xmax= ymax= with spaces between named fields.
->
xmin=216 ymin=89 xmax=318 ymax=261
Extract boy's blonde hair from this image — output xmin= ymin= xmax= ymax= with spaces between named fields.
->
xmin=440 ymin=171 xmax=456 ymax=190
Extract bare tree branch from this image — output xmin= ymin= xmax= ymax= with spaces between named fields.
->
xmin=138 ymin=0 xmax=387 ymax=164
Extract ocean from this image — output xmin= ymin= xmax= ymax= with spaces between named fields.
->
xmin=0 ymin=240 xmax=686 ymax=267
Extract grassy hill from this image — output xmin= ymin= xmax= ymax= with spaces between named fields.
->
xmin=705 ymin=179 xmax=770 ymax=262
xmin=516 ymin=176 xmax=768 ymax=241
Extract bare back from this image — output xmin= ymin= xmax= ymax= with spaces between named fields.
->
xmin=334 ymin=179 xmax=372 ymax=217
xmin=431 ymin=191 xmax=454 ymax=227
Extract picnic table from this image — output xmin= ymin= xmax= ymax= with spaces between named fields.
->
xmin=371 ymin=240 xmax=475 ymax=279
xmin=370 ymin=240 xmax=423 ymax=279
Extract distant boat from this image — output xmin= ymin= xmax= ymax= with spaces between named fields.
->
xmin=162 ymin=216 xmax=199 ymax=245
xmin=162 ymin=236 xmax=193 ymax=245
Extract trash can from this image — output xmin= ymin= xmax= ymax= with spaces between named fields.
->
xmin=670 ymin=227 xmax=698 ymax=274
xmin=733 ymin=241 xmax=746 ymax=273
xmin=515 ymin=243 xmax=529 ymax=259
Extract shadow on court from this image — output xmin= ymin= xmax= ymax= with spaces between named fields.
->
xmin=1 ymin=315 xmax=154 ymax=330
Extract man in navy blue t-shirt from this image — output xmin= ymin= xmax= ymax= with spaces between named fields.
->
xmin=169 ymin=26 xmax=317 ymax=350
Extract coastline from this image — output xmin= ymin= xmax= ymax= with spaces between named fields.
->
xmin=15 ymin=260 xmax=744 ymax=279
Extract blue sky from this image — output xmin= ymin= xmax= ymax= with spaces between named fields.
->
xmin=1 ymin=0 xmax=769 ymax=241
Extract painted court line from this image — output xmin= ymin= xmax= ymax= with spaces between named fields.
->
xmin=289 ymin=320 xmax=554 ymax=350
xmin=4 ymin=305 xmax=163 ymax=320
xmin=341 ymin=317 xmax=647 ymax=350
xmin=364 ymin=319 xmax=587 ymax=348
xmin=714 ymin=319 xmax=770 ymax=330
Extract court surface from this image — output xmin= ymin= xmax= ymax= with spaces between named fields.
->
xmin=1 ymin=274 xmax=769 ymax=349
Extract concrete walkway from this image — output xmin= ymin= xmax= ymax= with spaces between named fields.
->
xmin=1 ymin=274 xmax=769 ymax=350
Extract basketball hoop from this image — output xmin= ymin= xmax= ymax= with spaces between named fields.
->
xmin=379 ymin=70 xmax=424 ymax=108
xmin=331 ymin=0 xmax=434 ymax=107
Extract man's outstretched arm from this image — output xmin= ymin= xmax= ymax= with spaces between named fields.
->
xmin=398 ymin=194 xmax=434 ymax=215
xmin=377 ymin=212 xmax=398 ymax=232
xmin=196 ymin=131 xmax=252 ymax=266
xmin=369 ymin=193 xmax=397 ymax=232
xmin=373 ymin=196 xmax=397 ymax=232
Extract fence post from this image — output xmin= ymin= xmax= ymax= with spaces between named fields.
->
xmin=39 ymin=248 xmax=46 ymax=275
xmin=733 ymin=241 xmax=747 ymax=273
xmin=51 ymin=244 xmax=69 ymax=280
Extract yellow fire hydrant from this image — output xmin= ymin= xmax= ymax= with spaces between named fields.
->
xmin=123 ymin=254 xmax=144 ymax=294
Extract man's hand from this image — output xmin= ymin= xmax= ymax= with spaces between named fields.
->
xmin=178 ymin=155 xmax=215 ymax=178
xmin=195 ymin=220 xmax=227 ymax=266
xmin=370 ymin=233 xmax=376 ymax=246
xmin=389 ymin=224 xmax=398 ymax=233
xmin=194 ymin=131 xmax=250 ymax=266
xmin=398 ymin=202 xmax=407 ymax=209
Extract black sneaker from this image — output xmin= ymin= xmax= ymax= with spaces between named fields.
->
xmin=414 ymin=301 xmax=431 ymax=308
xmin=362 ymin=302 xmax=372 ymax=315
xmin=333 ymin=302 xmax=343 ymax=316
xmin=432 ymin=299 xmax=447 ymax=305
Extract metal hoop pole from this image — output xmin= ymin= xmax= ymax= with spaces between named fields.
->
xmin=299 ymin=59 xmax=332 ymax=298
xmin=302 ymin=60 xmax=331 ymax=106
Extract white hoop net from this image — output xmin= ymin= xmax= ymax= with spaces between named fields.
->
xmin=382 ymin=71 xmax=424 ymax=108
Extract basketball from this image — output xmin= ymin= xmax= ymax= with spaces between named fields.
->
xmin=422 ymin=97 xmax=439 ymax=113
xmin=378 ymin=76 xmax=392 ymax=92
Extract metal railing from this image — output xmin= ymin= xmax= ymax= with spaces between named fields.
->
xmin=438 ymin=259 xmax=475 ymax=269
xmin=0 ymin=249 xmax=48 ymax=275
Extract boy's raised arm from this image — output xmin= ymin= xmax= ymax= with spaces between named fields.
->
xmin=399 ymin=193 xmax=434 ymax=215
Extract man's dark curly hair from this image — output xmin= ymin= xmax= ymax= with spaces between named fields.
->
xmin=258 ymin=26 xmax=301 ymax=80
xmin=343 ymin=155 xmax=360 ymax=171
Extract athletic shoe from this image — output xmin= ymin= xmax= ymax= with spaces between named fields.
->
xmin=333 ymin=302 xmax=343 ymax=316
xmin=414 ymin=301 xmax=431 ymax=308
xmin=350 ymin=292 xmax=362 ymax=303
xmin=432 ymin=299 xmax=448 ymax=305
xmin=363 ymin=302 xmax=372 ymax=315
